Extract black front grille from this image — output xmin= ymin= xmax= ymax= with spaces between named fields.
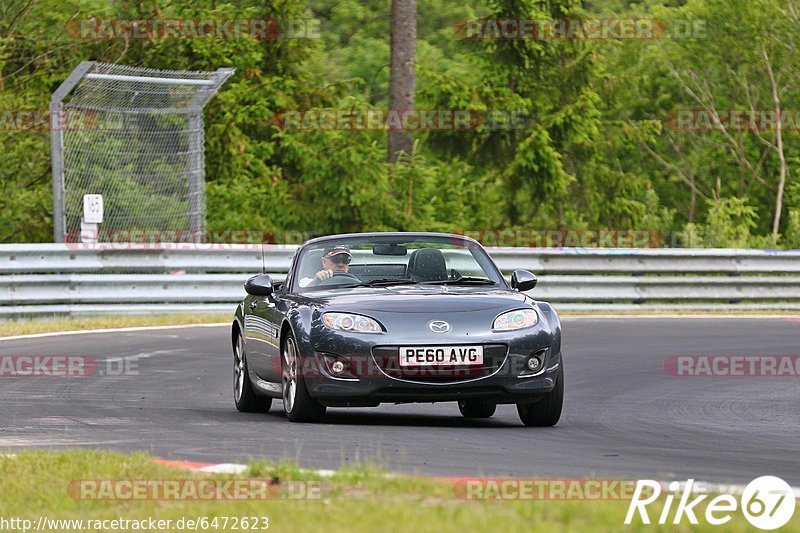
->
xmin=371 ymin=344 xmax=508 ymax=383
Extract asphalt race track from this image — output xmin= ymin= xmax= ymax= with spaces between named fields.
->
xmin=1 ymin=317 xmax=798 ymax=484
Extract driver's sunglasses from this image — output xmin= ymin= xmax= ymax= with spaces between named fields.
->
xmin=328 ymin=254 xmax=351 ymax=265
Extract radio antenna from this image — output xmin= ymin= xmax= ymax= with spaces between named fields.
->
xmin=261 ymin=242 xmax=266 ymax=274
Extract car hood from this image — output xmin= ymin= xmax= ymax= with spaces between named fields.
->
xmin=299 ymin=286 xmax=530 ymax=313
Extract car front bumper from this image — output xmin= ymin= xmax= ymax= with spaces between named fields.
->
xmin=299 ymin=325 xmax=561 ymax=406
xmin=309 ymin=358 xmax=561 ymax=406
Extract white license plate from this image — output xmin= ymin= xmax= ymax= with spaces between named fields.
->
xmin=398 ymin=346 xmax=484 ymax=367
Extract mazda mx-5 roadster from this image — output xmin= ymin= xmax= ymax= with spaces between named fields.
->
xmin=231 ymin=232 xmax=563 ymax=426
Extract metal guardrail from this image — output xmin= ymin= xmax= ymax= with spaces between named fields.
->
xmin=0 ymin=244 xmax=286 ymax=273
xmin=1 ymin=244 xmax=800 ymax=317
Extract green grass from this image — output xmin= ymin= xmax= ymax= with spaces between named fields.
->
xmin=0 ymin=451 xmax=793 ymax=532
xmin=0 ymin=314 xmax=230 ymax=337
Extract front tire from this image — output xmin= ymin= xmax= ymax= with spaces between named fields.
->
xmin=233 ymin=329 xmax=272 ymax=413
xmin=458 ymin=400 xmax=497 ymax=418
xmin=282 ymin=331 xmax=326 ymax=422
xmin=517 ymin=365 xmax=563 ymax=427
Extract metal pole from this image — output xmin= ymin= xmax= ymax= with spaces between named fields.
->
xmin=187 ymin=111 xmax=205 ymax=239
xmin=50 ymin=61 xmax=95 ymax=243
xmin=185 ymin=68 xmax=235 ymax=241
xmin=84 ymin=73 xmax=216 ymax=85
xmin=50 ymin=99 xmax=65 ymax=243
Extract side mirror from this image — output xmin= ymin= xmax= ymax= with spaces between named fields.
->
xmin=511 ymin=269 xmax=537 ymax=292
xmin=244 ymin=274 xmax=274 ymax=296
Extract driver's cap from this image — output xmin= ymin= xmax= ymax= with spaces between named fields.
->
xmin=323 ymin=245 xmax=352 ymax=259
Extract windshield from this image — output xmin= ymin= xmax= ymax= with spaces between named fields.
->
xmin=292 ymin=235 xmax=505 ymax=292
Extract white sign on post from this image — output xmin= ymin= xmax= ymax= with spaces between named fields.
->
xmin=81 ymin=194 xmax=103 ymax=244
xmin=83 ymin=194 xmax=104 ymax=224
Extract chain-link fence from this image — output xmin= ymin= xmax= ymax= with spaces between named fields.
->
xmin=50 ymin=62 xmax=233 ymax=243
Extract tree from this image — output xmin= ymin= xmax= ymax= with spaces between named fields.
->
xmin=634 ymin=0 xmax=800 ymax=243
xmin=388 ymin=0 xmax=417 ymax=163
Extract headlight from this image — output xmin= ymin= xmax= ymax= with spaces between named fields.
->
xmin=322 ymin=312 xmax=383 ymax=333
xmin=493 ymin=309 xmax=538 ymax=331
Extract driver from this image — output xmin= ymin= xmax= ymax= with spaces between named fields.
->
xmin=299 ymin=245 xmax=353 ymax=287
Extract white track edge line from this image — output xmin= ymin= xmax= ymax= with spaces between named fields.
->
xmin=0 ymin=322 xmax=229 ymax=342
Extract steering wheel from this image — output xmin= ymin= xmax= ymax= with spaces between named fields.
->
xmin=331 ymin=271 xmax=359 ymax=279
xmin=315 ymin=271 xmax=360 ymax=286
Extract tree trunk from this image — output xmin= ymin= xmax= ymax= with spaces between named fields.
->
xmin=764 ymin=48 xmax=787 ymax=242
xmin=388 ymin=0 xmax=416 ymax=163
xmin=772 ymin=108 xmax=787 ymax=242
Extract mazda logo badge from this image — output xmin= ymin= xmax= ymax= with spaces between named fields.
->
xmin=428 ymin=320 xmax=451 ymax=333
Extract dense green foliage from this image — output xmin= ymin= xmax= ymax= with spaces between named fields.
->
xmin=1 ymin=0 xmax=798 ymax=247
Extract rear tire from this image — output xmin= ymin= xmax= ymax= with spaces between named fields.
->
xmin=517 ymin=365 xmax=563 ymax=427
xmin=282 ymin=331 xmax=326 ymax=423
xmin=233 ymin=329 xmax=272 ymax=413
xmin=458 ymin=400 xmax=497 ymax=418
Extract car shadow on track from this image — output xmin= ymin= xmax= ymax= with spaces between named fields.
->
xmin=189 ymin=406 xmax=540 ymax=429
xmin=260 ymin=408 xmax=526 ymax=429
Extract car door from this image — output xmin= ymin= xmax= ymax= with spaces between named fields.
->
xmin=244 ymin=253 xmax=299 ymax=382
xmin=257 ymin=292 xmax=287 ymax=382
xmin=243 ymin=294 xmax=279 ymax=379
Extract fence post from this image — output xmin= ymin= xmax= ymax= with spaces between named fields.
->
xmin=50 ymin=61 xmax=95 ymax=243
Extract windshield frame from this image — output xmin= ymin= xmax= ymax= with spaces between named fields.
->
xmin=289 ymin=233 xmax=508 ymax=294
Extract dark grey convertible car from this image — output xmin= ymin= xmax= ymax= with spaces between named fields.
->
xmin=232 ymin=233 xmax=563 ymax=426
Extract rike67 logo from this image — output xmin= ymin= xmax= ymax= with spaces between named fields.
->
xmin=626 ymin=477 xmax=796 ymax=530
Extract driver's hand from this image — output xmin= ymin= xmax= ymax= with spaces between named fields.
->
xmin=315 ymin=269 xmax=333 ymax=281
